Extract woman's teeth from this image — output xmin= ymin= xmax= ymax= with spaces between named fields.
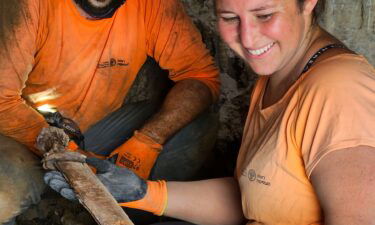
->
xmin=248 ymin=42 xmax=275 ymax=56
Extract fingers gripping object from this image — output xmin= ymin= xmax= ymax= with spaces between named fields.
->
xmin=87 ymin=158 xmax=168 ymax=215
xmin=44 ymin=170 xmax=78 ymax=201
xmin=109 ymin=131 xmax=162 ymax=179
xmin=44 ymin=157 xmax=168 ymax=216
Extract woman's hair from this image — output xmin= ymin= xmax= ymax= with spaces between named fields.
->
xmin=297 ymin=0 xmax=326 ymax=24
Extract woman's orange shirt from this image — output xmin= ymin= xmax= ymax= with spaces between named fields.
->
xmin=237 ymin=54 xmax=375 ymax=225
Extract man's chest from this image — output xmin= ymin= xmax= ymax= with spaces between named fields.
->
xmin=25 ymin=14 xmax=148 ymax=94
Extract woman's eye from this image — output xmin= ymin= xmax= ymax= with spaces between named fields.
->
xmin=257 ymin=14 xmax=273 ymax=21
xmin=221 ymin=17 xmax=239 ymax=23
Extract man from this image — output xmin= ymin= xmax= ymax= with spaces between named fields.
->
xmin=0 ymin=0 xmax=220 ymax=224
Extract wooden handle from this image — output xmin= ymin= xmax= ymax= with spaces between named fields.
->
xmin=57 ymin=161 xmax=134 ymax=225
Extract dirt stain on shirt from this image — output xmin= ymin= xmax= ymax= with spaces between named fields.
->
xmin=0 ymin=0 xmax=26 ymax=44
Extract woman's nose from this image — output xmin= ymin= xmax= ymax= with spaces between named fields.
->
xmin=239 ymin=20 xmax=259 ymax=49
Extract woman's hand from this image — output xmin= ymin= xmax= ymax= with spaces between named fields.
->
xmin=44 ymin=157 xmax=147 ymax=203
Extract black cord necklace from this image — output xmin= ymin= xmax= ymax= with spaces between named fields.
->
xmin=301 ymin=43 xmax=346 ymax=74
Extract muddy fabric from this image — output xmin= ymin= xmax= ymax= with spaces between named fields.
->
xmin=0 ymin=134 xmax=45 ymax=224
xmin=0 ymin=0 xmax=219 ymax=155
xmin=236 ymin=54 xmax=375 ymax=224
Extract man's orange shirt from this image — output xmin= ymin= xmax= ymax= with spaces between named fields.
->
xmin=0 ymin=0 xmax=220 ymax=155
xmin=236 ymin=54 xmax=375 ymax=224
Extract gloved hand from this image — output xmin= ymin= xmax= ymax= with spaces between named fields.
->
xmin=66 ymin=140 xmax=107 ymax=160
xmin=109 ymin=131 xmax=162 ymax=179
xmin=44 ymin=157 xmax=168 ymax=215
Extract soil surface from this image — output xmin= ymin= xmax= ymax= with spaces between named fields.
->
xmin=17 ymin=189 xmax=96 ymax=225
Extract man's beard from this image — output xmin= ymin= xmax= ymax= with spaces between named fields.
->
xmin=74 ymin=0 xmax=126 ymax=19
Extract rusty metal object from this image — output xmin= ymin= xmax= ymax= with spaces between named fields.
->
xmin=37 ymin=127 xmax=134 ymax=225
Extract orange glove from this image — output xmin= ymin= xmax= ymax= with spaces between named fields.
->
xmin=109 ymin=131 xmax=162 ymax=179
xmin=66 ymin=140 xmax=107 ymax=173
xmin=66 ymin=140 xmax=107 ymax=160
xmin=119 ymin=180 xmax=168 ymax=216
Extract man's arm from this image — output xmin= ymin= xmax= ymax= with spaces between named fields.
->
xmin=310 ymin=146 xmax=375 ymax=225
xmin=109 ymin=0 xmax=220 ymax=178
xmin=141 ymin=0 xmax=220 ymax=143
xmin=0 ymin=0 xmax=48 ymax=155
xmin=140 ymin=79 xmax=212 ymax=144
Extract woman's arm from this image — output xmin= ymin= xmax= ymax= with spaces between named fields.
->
xmin=43 ymin=155 xmax=245 ymax=224
xmin=311 ymin=145 xmax=375 ymax=225
xmin=165 ymin=177 xmax=245 ymax=225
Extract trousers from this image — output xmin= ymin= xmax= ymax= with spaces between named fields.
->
xmin=0 ymin=57 xmax=218 ymax=224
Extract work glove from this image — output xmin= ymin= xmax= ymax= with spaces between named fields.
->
xmin=66 ymin=140 xmax=107 ymax=160
xmin=109 ymin=131 xmax=162 ymax=179
xmin=44 ymin=157 xmax=168 ymax=215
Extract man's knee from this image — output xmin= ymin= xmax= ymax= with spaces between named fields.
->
xmin=0 ymin=134 xmax=45 ymax=223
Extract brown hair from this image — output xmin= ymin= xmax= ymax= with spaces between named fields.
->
xmin=297 ymin=0 xmax=326 ymax=24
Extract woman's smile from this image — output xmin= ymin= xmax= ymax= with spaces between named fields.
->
xmin=245 ymin=42 xmax=276 ymax=58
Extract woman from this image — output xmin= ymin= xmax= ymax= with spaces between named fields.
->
xmin=44 ymin=0 xmax=375 ymax=224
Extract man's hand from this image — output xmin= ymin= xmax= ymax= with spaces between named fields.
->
xmin=44 ymin=157 xmax=147 ymax=203
xmin=109 ymin=131 xmax=162 ymax=179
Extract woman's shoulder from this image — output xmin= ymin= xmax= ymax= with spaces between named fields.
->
xmin=299 ymin=53 xmax=375 ymax=93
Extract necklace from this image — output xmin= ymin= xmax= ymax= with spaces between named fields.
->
xmin=301 ymin=43 xmax=346 ymax=74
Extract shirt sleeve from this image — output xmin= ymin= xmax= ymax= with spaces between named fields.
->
xmin=143 ymin=0 xmax=220 ymax=100
xmin=293 ymin=57 xmax=375 ymax=178
xmin=0 ymin=0 xmax=48 ymax=155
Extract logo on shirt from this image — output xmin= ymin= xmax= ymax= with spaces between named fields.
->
xmin=241 ymin=169 xmax=271 ymax=186
xmin=248 ymin=169 xmax=257 ymax=181
xmin=97 ymin=58 xmax=129 ymax=68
